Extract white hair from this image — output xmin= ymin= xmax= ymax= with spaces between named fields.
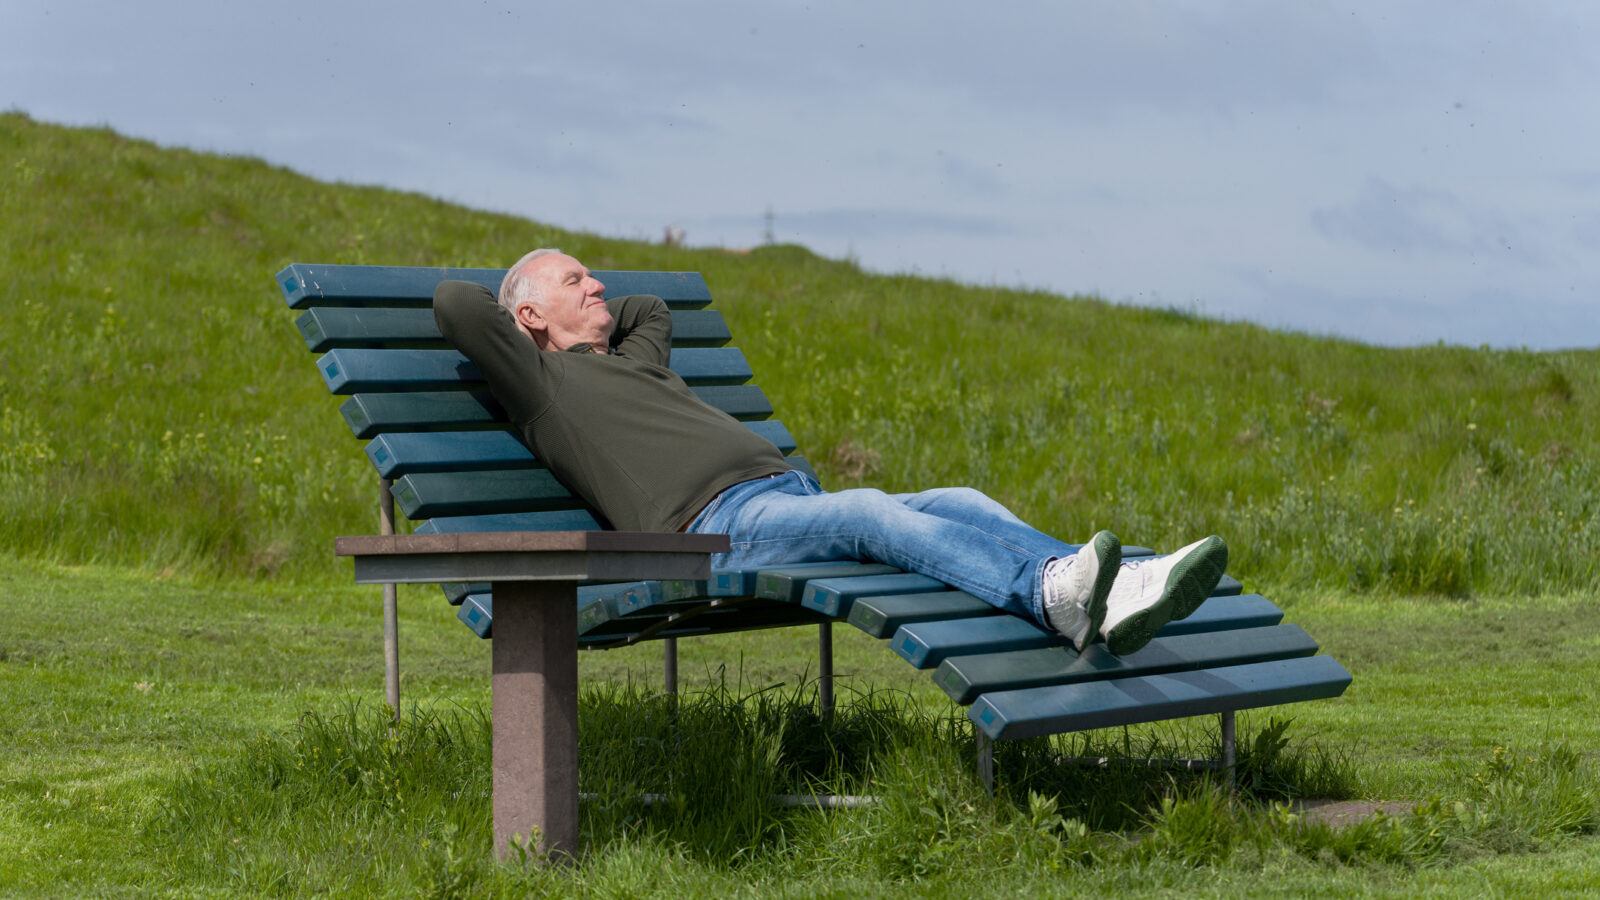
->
xmin=497 ymin=248 xmax=564 ymax=314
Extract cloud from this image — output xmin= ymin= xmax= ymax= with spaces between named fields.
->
xmin=936 ymin=152 xmax=1009 ymax=196
xmin=752 ymin=207 xmax=1019 ymax=241
xmin=1226 ymin=266 xmax=1599 ymax=349
xmin=1310 ymin=178 xmax=1538 ymax=264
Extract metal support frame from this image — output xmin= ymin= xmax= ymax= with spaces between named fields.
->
xmin=1220 ymin=709 xmax=1237 ymax=789
xmin=580 ymin=791 xmax=875 ymax=809
xmin=977 ymin=708 xmax=1242 ymax=794
xmin=818 ymin=622 xmax=834 ymax=719
xmin=976 ymin=731 xmax=994 ymax=794
xmin=663 ymin=637 xmax=678 ymax=696
xmin=379 ymin=479 xmax=401 ymax=721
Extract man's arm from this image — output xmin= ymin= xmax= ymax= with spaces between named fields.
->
xmin=606 ymin=294 xmax=672 ymax=366
xmin=433 ymin=280 xmax=553 ymax=425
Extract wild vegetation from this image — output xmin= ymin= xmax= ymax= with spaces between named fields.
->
xmin=3 ymin=112 xmax=1599 ymax=896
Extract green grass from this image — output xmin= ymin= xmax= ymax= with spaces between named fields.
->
xmin=5 ymin=112 xmax=1600 ymax=895
xmin=4 ymin=556 xmax=1599 ymax=897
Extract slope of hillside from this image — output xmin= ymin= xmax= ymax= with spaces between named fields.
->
xmin=2 ymin=112 xmax=1595 ymax=595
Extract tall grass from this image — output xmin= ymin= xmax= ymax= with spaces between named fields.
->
xmin=3 ymin=111 xmax=1598 ymax=597
xmin=145 ymin=687 xmax=1597 ymax=895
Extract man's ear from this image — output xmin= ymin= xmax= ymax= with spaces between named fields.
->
xmin=514 ymin=302 xmax=546 ymax=335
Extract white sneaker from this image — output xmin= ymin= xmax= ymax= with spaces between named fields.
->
xmin=1100 ymin=535 xmax=1229 ymax=656
xmin=1042 ymin=530 xmax=1121 ymax=651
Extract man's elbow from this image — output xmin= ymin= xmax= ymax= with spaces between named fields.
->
xmin=433 ymin=280 xmax=497 ymax=336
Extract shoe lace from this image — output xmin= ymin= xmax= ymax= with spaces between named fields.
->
xmin=1044 ymin=557 xmax=1080 ymax=606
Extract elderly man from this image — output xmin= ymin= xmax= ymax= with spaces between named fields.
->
xmin=433 ymin=249 xmax=1228 ymax=655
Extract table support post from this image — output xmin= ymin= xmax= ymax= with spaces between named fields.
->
xmin=491 ymin=580 xmax=580 ymax=863
xmin=818 ymin=622 xmax=834 ymax=720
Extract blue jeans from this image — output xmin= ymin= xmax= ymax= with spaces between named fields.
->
xmin=687 ymin=471 xmax=1078 ymax=628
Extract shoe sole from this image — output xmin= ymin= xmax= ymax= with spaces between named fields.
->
xmin=1081 ymin=531 xmax=1121 ymax=647
xmin=1103 ymin=589 xmax=1176 ymax=656
xmin=1165 ymin=535 xmax=1229 ymax=622
xmin=1103 ymin=536 xmax=1228 ymax=656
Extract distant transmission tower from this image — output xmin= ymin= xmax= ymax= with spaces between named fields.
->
xmin=762 ymin=205 xmax=775 ymax=245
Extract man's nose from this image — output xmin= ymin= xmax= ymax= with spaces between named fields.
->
xmin=587 ymin=276 xmax=605 ymax=296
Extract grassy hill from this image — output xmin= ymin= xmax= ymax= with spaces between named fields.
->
xmin=2 ymin=110 xmax=1596 ymax=596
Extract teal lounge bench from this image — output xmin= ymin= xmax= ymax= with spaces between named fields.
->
xmin=279 ymin=262 xmax=1351 ymax=787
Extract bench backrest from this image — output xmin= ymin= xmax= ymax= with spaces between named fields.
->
xmin=279 ymin=262 xmax=815 ymax=539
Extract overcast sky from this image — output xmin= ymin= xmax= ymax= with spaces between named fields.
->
xmin=6 ymin=1 xmax=1597 ymax=349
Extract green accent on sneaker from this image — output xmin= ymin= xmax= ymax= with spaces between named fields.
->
xmin=1083 ymin=530 xmax=1121 ymax=645
xmin=1103 ymin=592 xmax=1175 ymax=656
xmin=1166 ymin=536 xmax=1229 ymax=623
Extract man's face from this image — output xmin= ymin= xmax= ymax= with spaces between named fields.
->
xmin=520 ymin=253 xmax=614 ymax=350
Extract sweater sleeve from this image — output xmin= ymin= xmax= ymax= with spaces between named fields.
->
xmin=606 ymin=294 xmax=672 ymax=366
xmin=432 ymin=279 xmax=554 ymax=427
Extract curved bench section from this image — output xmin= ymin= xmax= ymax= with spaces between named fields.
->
xmin=282 ymin=262 xmax=1352 ymax=773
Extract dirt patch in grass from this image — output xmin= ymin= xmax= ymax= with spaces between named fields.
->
xmin=1294 ymin=799 xmax=1417 ymax=828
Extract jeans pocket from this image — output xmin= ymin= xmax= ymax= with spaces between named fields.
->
xmin=688 ymin=493 xmax=724 ymax=533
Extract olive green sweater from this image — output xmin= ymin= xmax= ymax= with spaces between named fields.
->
xmin=432 ymin=280 xmax=790 ymax=532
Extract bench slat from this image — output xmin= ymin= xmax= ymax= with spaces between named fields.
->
xmin=392 ymin=455 xmax=814 ymax=519
xmin=890 ymin=593 xmax=1285 ymax=669
xmin=968 ymin=655 xmax=1354 ymax=741
xmin=279 ymin=264 xmax=712 ymax=309
xmin=847 ymin=590 xmax=1001 ymax=637
xmin=366 ymin=420 xmax=798 ymax=478
xmin=753 ymin=563 xmax=904 ymax=604
xmin=338 ymin=384 xmax=775 ymax=437
xmin=799 ymin=573 xmax=951 ymax=618
xmin=392 ymin=469 xmax=574 ymax=518
xmin=317 ymin=346 xmax=754 ymax=394
xmin=630 ymin=568 xmax=763 ymax=605
xmin=453 ymin=585 xmax=624 ymax=638
xmin=934 ymin=624 xmax=1320 ymax=705
xmin=1150 ymin=590 xmax=1277 ymax=635
xmin=295 ymin=307 xmax=732 ymax=351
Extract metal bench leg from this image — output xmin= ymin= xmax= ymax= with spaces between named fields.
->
xmin=1220 ymin=709 xmax=1237 ymax=790
xmin=818 ymin=622 xmax=834 ymax=719
xmin=491 ymin=580 xmax=580 ymax=863
xmin=379 ymin=478 xmax=401 ymax=721
xmin=663 ymin=637 xmax=678 ymax=696
xmin=976 ymin=731 xmax=994 ymax=794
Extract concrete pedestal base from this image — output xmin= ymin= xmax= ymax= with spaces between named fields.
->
xmin=490 ymin=581 xmax=580 ymax=861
